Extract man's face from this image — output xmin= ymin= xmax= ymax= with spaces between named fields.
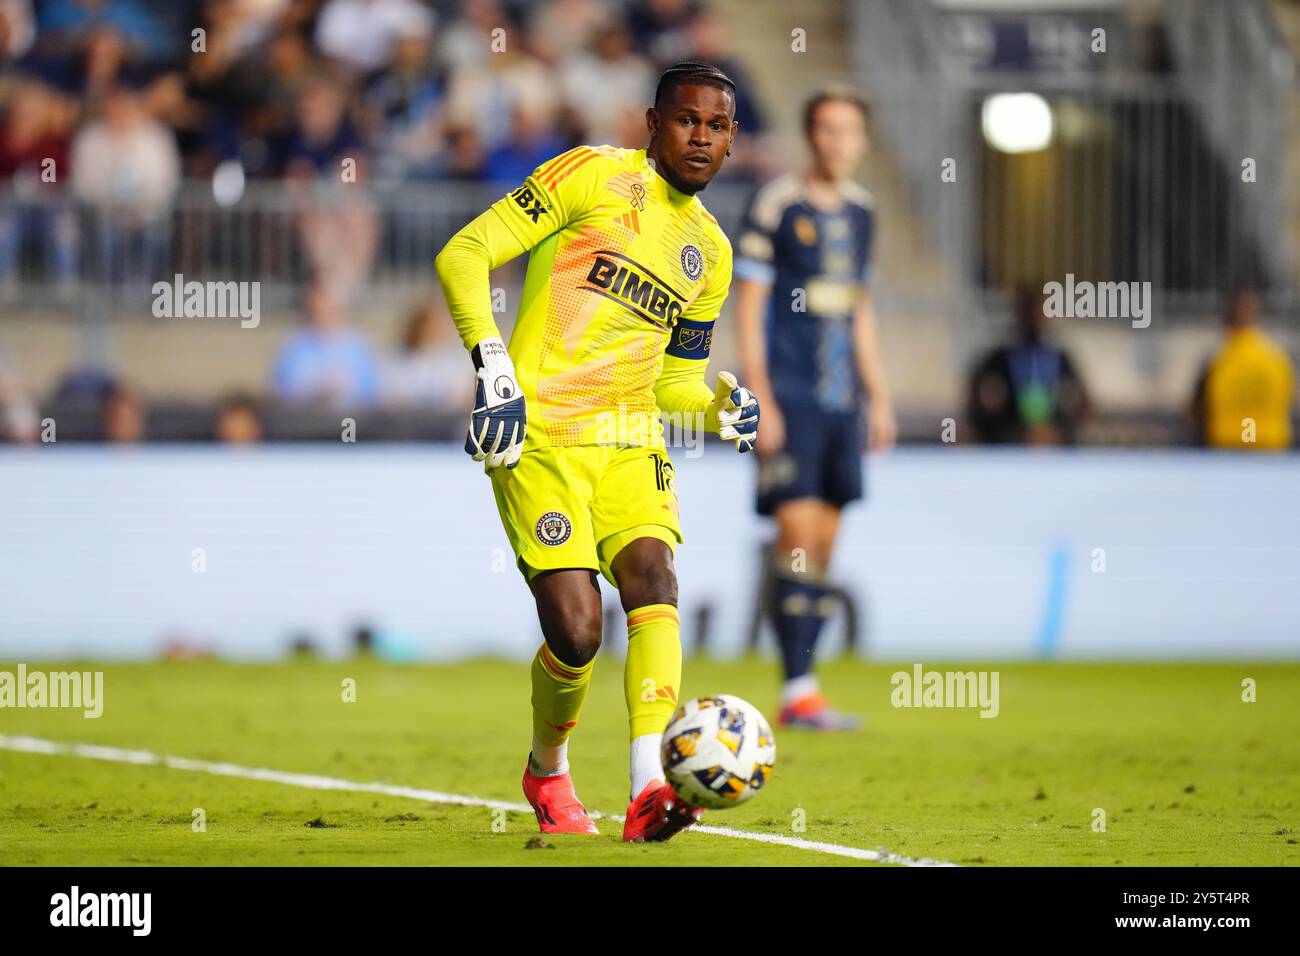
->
xmin=647 ymin=83 xmax=736 ymax=195
xmin=808 ymin=99 xmax=868 ymax=179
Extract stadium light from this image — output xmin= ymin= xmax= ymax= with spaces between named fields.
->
xmin=981 ymin=92 xmax=1053 ymax=153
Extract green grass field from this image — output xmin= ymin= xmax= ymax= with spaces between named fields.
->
xmin=1 ymin=657 xmax=1297 ymax=866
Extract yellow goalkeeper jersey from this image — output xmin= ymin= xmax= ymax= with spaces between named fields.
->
xmin=438 ymin=145 xmax=732 ymax=450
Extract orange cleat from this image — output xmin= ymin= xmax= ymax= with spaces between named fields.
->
xmin=777 ymin=691 xmax=862 ymax=732
xmin=521 ymin=764 xmax=599 ymax=835
xmin=622 ymin=779 xmax=703 ymax=843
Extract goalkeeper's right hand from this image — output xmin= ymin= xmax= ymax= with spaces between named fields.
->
xmin=465 ymin=337 xmax=526 ymax=470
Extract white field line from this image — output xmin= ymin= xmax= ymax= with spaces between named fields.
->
xmin=0 ymin=733 xmax=956 ymax=867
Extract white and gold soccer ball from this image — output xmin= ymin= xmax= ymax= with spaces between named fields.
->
xmin=661 ymin=695 xmax=776 ymax=810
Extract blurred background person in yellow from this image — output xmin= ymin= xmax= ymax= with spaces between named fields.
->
xmin=1191 ymin=288 xmax=1296 ymax=451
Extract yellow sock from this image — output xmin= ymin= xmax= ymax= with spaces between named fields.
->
xmin=529 ymin=642 xmax=594 ymax=775
xmin=624 ymin=604 xmax=682 ymax=739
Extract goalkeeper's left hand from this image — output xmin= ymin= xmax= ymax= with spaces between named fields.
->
xmin=708 ymin=371 xmax=760 ymax=453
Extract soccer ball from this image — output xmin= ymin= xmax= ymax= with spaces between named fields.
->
xmin=661 ymin=694 xmax=776 ymax=810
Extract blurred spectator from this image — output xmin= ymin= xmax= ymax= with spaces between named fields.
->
xmin=0 ymin=79 xmax=80 ymax=294
xmin=0 ymin=351 xmax=39 ymax=444
xmin=557 ymin=19 xmax=653 ymax=148
xmin=626 ymin=0 xmax=703 ymax=66
xmin=71 ymin=83 xmax=180 ymax=282
xmin=36 ymin=0 xmax=166 ymax=52
xmin=272 ymin=278 xmax=381 ymax=407
xmin=285 ymin=75 xmax=378 ymax=295
xmin=443 ymin=44 xmax=563 ymax=162
xmin=235 ymin=26 xmax=315 ymax=174
xmin=100 ymin=381 xmax=145 ymax=442
xmin=683 ymin=11 xmax=769 ymax=179
xmin=214 ymin=391 xmax=264 ymax=443
xmin=315 ymin=0 xmax=435 ymax=76
xmin=527 ymin=0 xmax=609 ymax=64
xmin=362 ymin=12 xmax=446 ymax=180
xmin=54 ymin=365 xmax=116 ymax=404
xmin=1190 ymin=289 xmax=1295 ymax=451
xmin=175 ymin=0 xmax=295 ymax=174
xmin=0 ymin=0 xmax=35 ymax=62
xmin=967 ymin=288 xmax=1090 ymax=446
xmin=440 ymin=122 xmax=485 ymax=179
xmin=33 ymin=0 xmax=169 ymax=97
xmin=381 ymin=298 xmax=471 ymax=409
xmin=203 ymin=0 xmax=290 ymax=61
xmin=482 ymin=101 xmax=569 ymax=186
xmin=438 ymin=0 xmax=510 ymax=72
xmin=283 ymin=74 xmax=364 ymax=177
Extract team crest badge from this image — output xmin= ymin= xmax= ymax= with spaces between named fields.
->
xmin=535 ymin=511 xmax=572 ymax=546
xmin=680 ymin=244 xmax=703 ymax=281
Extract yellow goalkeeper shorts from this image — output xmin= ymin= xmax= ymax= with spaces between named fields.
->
xmin=489 ymin=445 xmax=682 ymax=587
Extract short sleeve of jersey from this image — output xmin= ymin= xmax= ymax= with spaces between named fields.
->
xmin=734 ymin=185 xmax=776 ymax=285
xmin=855 ymin=200 xmax=876 ymax=288
xmin=488 ymin=146 xmax=610 ymax=250
xmin=666 ymin=229 xmax=731 ymax=361
xmin=690 ymin=231 xmax=732 ymax=320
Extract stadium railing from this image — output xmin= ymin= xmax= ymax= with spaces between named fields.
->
xmin=0 ymin=179 xmax=755 ymax=316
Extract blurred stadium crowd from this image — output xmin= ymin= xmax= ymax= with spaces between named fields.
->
xmin=0 ymin=0 xmax=1295 ymax=449
xmin=0 ymin=0 xmax=775 ymax=442
xmin=0 ymin=0 xmax=766 ymax=188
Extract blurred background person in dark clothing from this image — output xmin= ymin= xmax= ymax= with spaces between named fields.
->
xmin=967 ymin=288 xmax=1090 ymax=446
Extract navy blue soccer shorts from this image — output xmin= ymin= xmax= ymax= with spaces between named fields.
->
xmin=755 ymin=403 xmax=864 ymax=516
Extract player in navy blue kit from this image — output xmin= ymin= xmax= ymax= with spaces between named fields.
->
xmin=734 ymin=88 xmax=895 ymax=730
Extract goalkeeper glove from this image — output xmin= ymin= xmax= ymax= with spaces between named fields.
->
xmin=465 ymin=337 xmax=526 ymax=470
xmin=708 ymin=370 xmax=760 ymax=453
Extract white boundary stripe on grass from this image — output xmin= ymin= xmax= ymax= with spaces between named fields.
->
xmin=0 ymin=734 xmax=956 ymax=867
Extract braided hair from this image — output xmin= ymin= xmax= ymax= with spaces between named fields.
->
xmin=653 ymin=60 xmax=736 ymax=114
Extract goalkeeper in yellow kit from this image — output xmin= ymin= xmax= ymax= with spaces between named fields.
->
xmin=434 ymin=62 xmax=759 ymax=842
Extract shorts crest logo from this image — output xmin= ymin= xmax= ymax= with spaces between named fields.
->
xmin=535 ymin=511 xmax=573 ymax=546
xmin=680 ymin=244 xmax=703 ymax=281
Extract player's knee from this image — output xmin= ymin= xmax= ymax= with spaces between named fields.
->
xmin=614 ymin=539 xmax=678 ymax=610
xmin=543 ymin=604 xmax=603 ymax=667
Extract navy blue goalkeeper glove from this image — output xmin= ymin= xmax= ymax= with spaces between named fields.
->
xmin=465 ymin=337 xmax=526 ymax=470
xmin=709 ymin=371 xmax=760 ymax=453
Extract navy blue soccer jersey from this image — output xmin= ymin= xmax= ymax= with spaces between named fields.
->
xmin=734 ymin=173 xmax=876 ymax=413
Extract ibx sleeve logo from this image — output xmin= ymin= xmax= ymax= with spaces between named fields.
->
xmin=510 ymin=184 xmax=550 ymax=223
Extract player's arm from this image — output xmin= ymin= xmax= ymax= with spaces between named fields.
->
xmin=654 ymin=240 xmax=759 ymax=452
xmin=434 ymin=147 xmax=605 ymax=468
xmin=732 ymin=189 xmax=782 ymax=455
xmin=733 ymin=277 xmax=778 ymax=456
xmin=852 ymin=287 xmax=897 ymax=451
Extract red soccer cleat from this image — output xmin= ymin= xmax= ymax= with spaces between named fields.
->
xmin=622 ymin=779 xmax=703 ymax=843
xmin=521 ymin=764 xmax=599 ymax=835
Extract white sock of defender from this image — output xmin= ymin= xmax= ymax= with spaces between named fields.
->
xmin=629 ymin=733 xmax=663 ymax=798
xmin=529 ymin=738 xmax=569 ymax=777
xmin=781 ymin=674 xmax=820 ymax=705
